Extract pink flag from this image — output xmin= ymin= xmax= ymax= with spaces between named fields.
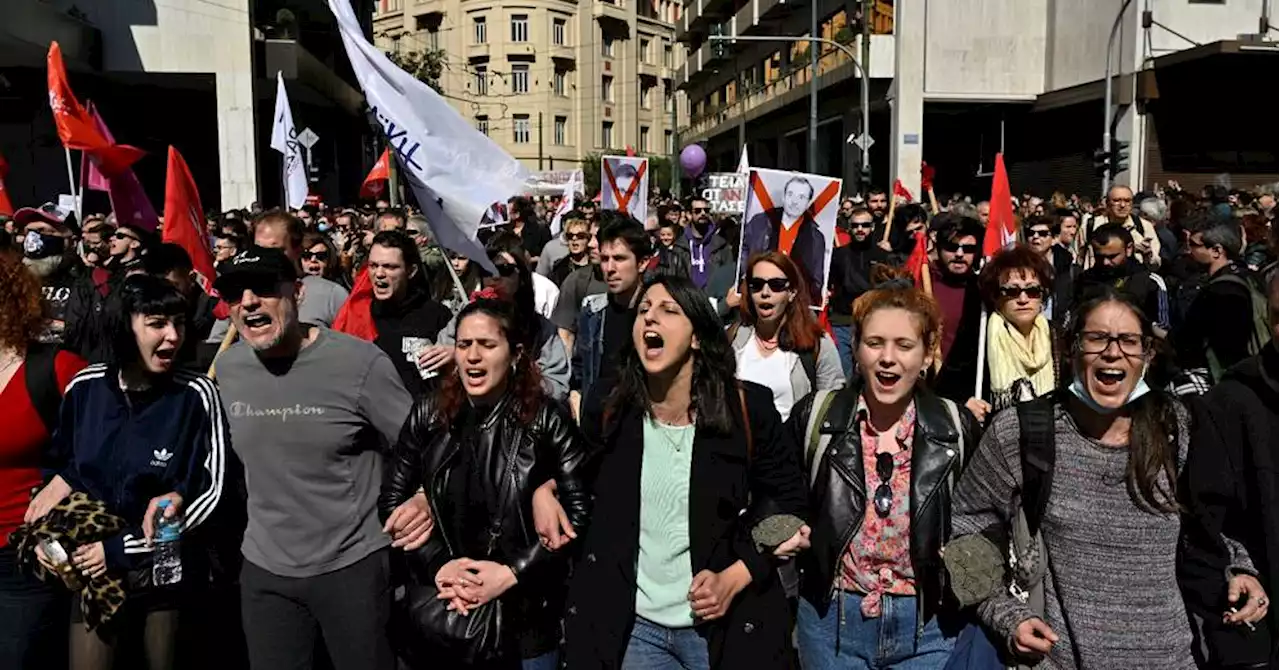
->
xmin=81 ymin=102 xmax=160 ymax=231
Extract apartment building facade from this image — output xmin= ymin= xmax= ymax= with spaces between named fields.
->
xmin=677 ymin=0 xmax=1277 ymax=199
xmin=373 ymin=0 xmax=689 ymax=174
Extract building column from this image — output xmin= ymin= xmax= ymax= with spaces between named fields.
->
xmin=215 ymin=37 xmax=258 ymax=209
xmin=889 ymin=0 xmax=923 ymax=197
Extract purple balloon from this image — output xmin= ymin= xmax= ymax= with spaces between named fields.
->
xmin=680 ymin=144 xmax=707 ymax=178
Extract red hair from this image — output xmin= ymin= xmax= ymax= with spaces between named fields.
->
xmin=732 ymin=251 xmax=825 ymax=353
xmin=0 ymin=254 xmax=46 ymax=351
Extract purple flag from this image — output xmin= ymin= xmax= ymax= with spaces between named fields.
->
xmin=82 ymin=102 xmax=159 ymax=231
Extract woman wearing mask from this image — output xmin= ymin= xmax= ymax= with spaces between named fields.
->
xmin=951 ymin=288 xmax=1268 ymax=669
xmin=787 ymin=270 xmax=977 ymax=669
xmin=380 ymin=297 xmax=590 ymax=670
xmin=730 ymin=252 xmax=844 ymax=421
xmin=965 ymin=246 xmax=1060 ymax=423
xmin=24 ymin=274 xmax=228 ymax=670
xmin=300 ymin=232 xmax=349 ymax=289
xmin=563 ymin=275 xmax=810 ymax=670
xmin=0 ymin=254 xmax=87 ymax=669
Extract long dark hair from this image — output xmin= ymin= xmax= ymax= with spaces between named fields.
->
xmin=606 ymin=274 xmax=738 ymax=435
xmin=108 ymin=274 xmax=188 ymax=371
xmin=437 ymin=298 xmax=544 ymax=425
xmin=1065 ymin=287 xmax=1180 ymax=514
xmin=484 ymin=232 xmax=539 ymax=351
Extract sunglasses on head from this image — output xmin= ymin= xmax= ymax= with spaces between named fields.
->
xmin=873 ymin=452 xmax=895 ymax=518
xmin=941 ymin=242 xmax=978 ymax=255
xmin=301 ymin=251 xmax=329 ymax=262
xmin=748 ymin=277 xmax=790 ymax=293
xmin=998 ymin=285 xmax=1044 ymax=300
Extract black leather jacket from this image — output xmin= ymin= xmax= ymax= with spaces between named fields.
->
xmin=379 ymin=392 xmax=592 ymax=658
xmin=787 ymin=381 xmax=979 ymax=630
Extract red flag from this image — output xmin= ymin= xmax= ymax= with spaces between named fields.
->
xmin=905 ymin=230 xmax=929 ymax=287
xmin=82 ymin=102 xmax=110 ymax=193
xmin=163 ymin=146 xmax=218 ymax=296
xmin=82 ymin=102 xmax=161 ymax=231
xmin=893 ymin=179 xmax=914 ymax=203
xmin=983 ymin=153 xmax=1016 ymax=258
xmin=48 ymin=42 xmax=145 ymax=177
xmin=360 ymin=148 xmax=390 ymax=199
xmin=920 ymin=162 xmax=936 ymax=193
xmin=333 ymin=268 xmax=378 ymax=341
xmin=0 ymin=152 xmax=13 ymax=216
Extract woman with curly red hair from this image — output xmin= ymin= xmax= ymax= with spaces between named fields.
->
xmin=729 ymin=251 xmax=844 ymax=421
xmin=0 ymin=253 xmax=86 ymax=668
xmin=379 ymin=297 xmax=591 ymax=669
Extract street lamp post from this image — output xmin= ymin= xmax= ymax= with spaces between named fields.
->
xmin=1102 ymin=0 xmax=1134 ymax=196
xmin=709 ymin=34 xmax=870 ymax=179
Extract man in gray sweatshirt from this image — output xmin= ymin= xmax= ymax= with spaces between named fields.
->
xmin=213 ymin=246 xmax=429 ymax=670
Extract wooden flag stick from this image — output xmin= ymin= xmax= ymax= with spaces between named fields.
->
xmin=928 ymin=187 xmax=940 ymax=215
xmin=206 ymin=324 xmax=238 ymax=380
xmin=881 ymin=193 xmax=898 ymax=245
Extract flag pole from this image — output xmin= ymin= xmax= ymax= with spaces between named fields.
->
xmin=63 ymin=147 xmax=80 ymax=220
xmin=436 ymin=243 xmax=469 ymax=305
xmin=881 ymin=193 xmax=897 ymax=245
xmin=974 ymin=307 xmax=988 ymax=399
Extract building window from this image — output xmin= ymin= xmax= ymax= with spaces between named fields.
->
xmin=639 ymin=126 xmax=650 ymax=152
xmin=640 ymin=38 xmax=651 ymax=64
xmin=664 ymin=84 xmax=674 ymax=112
xmin=601 ymin=75 xmax=613 ymax=102
xmin=426 ymin=28 xmax=440 ymax=50
xmin=473 ymin=17 xmax=487 ymax=44
xmin=512 ymin=64 xmax=529 ymax=94
xmin=554 ymin=116 xmax=567 ymax=145
xmin=602 ymin=121 xmax=614 ymax=149
xmin=665 ymin=129 xmax=674 ymax=153
xmin=552 ymin=18 xmax=567 ymax=45
xmin=381 ymin=0 xmax=403 ymax=12
xmin=473 ymin=65 xmax=488 ymax=95
xmin=510 ymin=14 xmax=529 ymax=42
xmin=513 ymin=114 xmax=531 ymax=143
xmin=663 ymin=44 xmax=673 ymax=67
xmin=476 ymin=115 xmax=490 ymax=135
xmin=643 ymin=83 xmax=656 ymax=109
xmin=553 ymin=70 xmax=567 ymax=96
xmin=602 ymin=35 xmax=614 ymax=57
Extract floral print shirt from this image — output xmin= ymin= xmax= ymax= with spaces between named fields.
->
xmin=839 ymin=398 xmax=917 ymax=617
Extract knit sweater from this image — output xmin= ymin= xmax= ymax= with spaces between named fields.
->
xmin=952 ymin=402 xmax=1197 ymax=670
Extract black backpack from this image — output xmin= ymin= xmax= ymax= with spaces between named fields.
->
xmin=25 ymin=343 xmax=63 ymax=438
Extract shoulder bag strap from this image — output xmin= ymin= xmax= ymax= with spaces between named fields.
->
xmin=1016 ymin=395 xmax=1057 ymax=538
xmin=484 ymin=417 xmax=526 ymax=559
xmin=24 ymin=343 xmax=62 ymax=439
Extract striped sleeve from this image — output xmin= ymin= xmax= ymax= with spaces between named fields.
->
xmin=175 ymin=372 xmax=228 ymax=532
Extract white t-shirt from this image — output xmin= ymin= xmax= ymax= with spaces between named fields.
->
xmin=736 ymin=343 xmax=798 ymax=422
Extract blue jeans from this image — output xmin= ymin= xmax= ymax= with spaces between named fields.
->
xmin=831 ymin=325 xmax=854 ymax=376
xmin=622 ymin=617 xmax=709 ymax=670
xmin=0 ymin=545 xmax=69 ymax=670
xmin=796 ymin=592 xmax=955 ymax=670
xmin=522 ymin=650 xmax=559 ymax=670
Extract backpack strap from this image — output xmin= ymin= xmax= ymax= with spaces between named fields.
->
xmin=803 ymin=389 xmax=836 ymax=483
xmin=1016 ymin=394 xmax=1058 ymax=537
xmin=24 ymin=343 xmax=62 ymax=439
xmin=940 ymin=397 xmax=965 ymax=493
xmin=798 ymin=349 xmax=818 ymax=392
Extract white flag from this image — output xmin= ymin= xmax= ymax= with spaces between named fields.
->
xmin=328 ymin=0 xmax=527 ymax=272
xmin=269 ymin=73 xmax=308 ymax=210
xmin=738 ymin=145 xmax=750 ymax=175
xmin=548 ymin=173 xmax=580 ymax=237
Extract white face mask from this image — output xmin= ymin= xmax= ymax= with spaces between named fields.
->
xmin=1067 ymin=363 xmax=1151 ymax=415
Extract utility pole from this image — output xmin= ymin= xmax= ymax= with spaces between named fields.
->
xmin=860 ymin=0 xmax=872 ymax=190
xmin=387 ymin=141 xmax=400 ymax=207
xmin=670 ymin=86 xmax=680 ymax=198
xmin=538 ymin=111 xmax=545 ymax=171
xmin=1102 ymin=0 xmax=1134 ymax=196
xmin=808 ymin=0 xmax=818 ymax=174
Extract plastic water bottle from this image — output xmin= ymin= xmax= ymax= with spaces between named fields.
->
xmin=152 ymin=499 xmax=183 ymax=586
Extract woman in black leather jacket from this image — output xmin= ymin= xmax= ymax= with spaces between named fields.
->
xmin=785 ymin=272 xmax=979 ymax=668
xmin=379 ymin=297 xmax=591 ymax=670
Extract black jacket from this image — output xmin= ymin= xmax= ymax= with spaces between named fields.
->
xmin=371 ymin=287 xmax=453 ymax=398
xmin=1075 ymin=259 xmax=1163 ymax=329
xmin=827 ymin=239 xmax=890 ymax=322
xmin=62 ymin=264 xmax=120 ymax=364
xmin=1182 ymin=342 xmax=1278 ymax=668
xmin=1047 ymin=245 xmax=1077 ymax=327
xmin=379 ymin=393 xmax=591 ymax=664
xmin=785 ymin=381 xmax=979 ymax=627
xmin=1173 ymin=265 xmax=1256 ymax=372
xmin=564 ymin=382 xmax=808 ymax=670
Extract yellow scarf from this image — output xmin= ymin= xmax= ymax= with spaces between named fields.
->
xmin=986 ymin=311 xmax=1055 ymax=405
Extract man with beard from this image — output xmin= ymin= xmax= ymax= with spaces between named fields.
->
xmin=865 ymin=187 xmax=889 ymax=231
xmin=739 ymin=176 xmax=828 ymax=307
xmin=672 ymin=195 xmax=733 ymax=289
xmin=1075 ymin=223 xmax=1169 ymax=336
xmin=826 ymin=206 xmax=889 ymax=374
xmin=13 ymin=203 xmax=80 ymax=344
xmin=928 ymin=214 xmax=987 ymax=405
xmin=366 ymin=231 xmax=453 ymax=397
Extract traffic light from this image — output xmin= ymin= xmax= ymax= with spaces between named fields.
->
xmin=1110 ymin=139 xmax=1130 ymax=175
xmin=859 ymin=165 xmax=873 ymax=190
xmin=1092 ymin=147 xmax=1111 ymax=178
xmin=710 ymin=24 xmax=727 ymax=58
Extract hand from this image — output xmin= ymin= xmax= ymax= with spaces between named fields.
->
xmin=442 ymin=559 xmax=517 ymax=611
xmin=384 ymin=492 xmax=433 ymax=550
xmin=725 ymin=284 xmax=742 ymax=310
xmin=416 ymin=345 xmax=453 ymax=373
xmin=533 ymin=480 xmax=576 ymax=551
xmin=877 ymin=239 xmax=893 ymax=252
xmin=141 ymin=492 xmax=184 ymax=544
xmin=25 ymin=476 xmax=72 ymax=524
xmin=72 ymin=542 xmax=107 ymax=580
xmin=1225 ymin=573 xmax=1270 ymax=626
xmin=1012 ymin=617 xmax=1058 ymax=656
xmin=569 ymin=391 xmax=582 ymax=424
xmin=773 ymin=525 xmax=811 ymax=559
xmin=688 ymin=561 xmax=752 ymax=621
xmin=965 ymin=397 xmax=992 ymax=423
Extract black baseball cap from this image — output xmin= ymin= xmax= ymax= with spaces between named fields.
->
xmin=213 ymin=245 xmax=298 ymax=298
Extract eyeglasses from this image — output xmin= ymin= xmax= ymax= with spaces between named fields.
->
xmin=999 ymin=285 xmax=1045 ymax=300
xmin=941 ymin=242 xmax=978 ymax=255
xmin=748 ymin=277 xmax=790 ymax=293
xmin=1026 ymin=229 xmax=1052 ymax=239
xmin=1078 ymin=331 xmax=1149 ymax=355
xmin=565 ymin=232 xmax=590 ymax=241
xmin=302 ymin=251 xmax=329 ymax=262
xmin=873 ymin=452 xmax=894 ymax=518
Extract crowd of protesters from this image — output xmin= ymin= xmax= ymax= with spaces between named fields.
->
xmin=0 ymin=176 xmax=1276 ymax=670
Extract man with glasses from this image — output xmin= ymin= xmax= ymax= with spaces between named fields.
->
xmin=929 ymin=214 xmax=987 ymax=403
xmin=672 ymin=196 xmax=733 ymax=289
xmin=1024 ymin=215 xmax=1076 ymax=324
xmin=1083 ymin=185 xmax=1160 ymax=269
xmin=1175 ymin=215 xmax=1257 ymax=383
xmin=827 ymin=206 xmax=889 ymax=374
xmin=106 ymin=222 xmax=152 ymax=271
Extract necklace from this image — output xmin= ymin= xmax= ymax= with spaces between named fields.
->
xmin=754 ymin=332 xmax=780 ymax=352
xmin=651 ymin=417 xmax=693 ymax=452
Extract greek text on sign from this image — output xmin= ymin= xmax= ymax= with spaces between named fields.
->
xmin=701 ymin=172 xmax=747 ymax=215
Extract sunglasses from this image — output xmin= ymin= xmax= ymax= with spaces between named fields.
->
xmin=1025 ymin=229 xmax=1052 ymax=239
xmin=691 ymin=207 xmax=711 ymax=214
xmin=302 ymin=251 xmax=329 ymax=262
xmin=999 ymin=285 xmax=1045 ymax=300
xmin=221 ymin=277 xmax=287 ymax=303
xmin=941 ymin=242 xmax=978 ymax=255
xmin=850 ymin=221 xmax=874 ymax=230
xmin=748 ymin=277 xmax=790 ymax=293
xmin=873 ymin=452 xmax=894 ymax=518
xmin=565 ymin=232 xmax=590 ymax=241
xmin=112 ymin=231 xmax=139 ymax=242
xmin=491 ymin=262 xmax=519 ymax=277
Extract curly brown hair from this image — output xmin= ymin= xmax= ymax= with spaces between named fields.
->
xmin=0 ymin=254 xmax=47 ymax=352
xmin=435 ymin=299 xmax=545 ymax=426
xmin=977 ymin=244 xmax=1055 ymax=312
